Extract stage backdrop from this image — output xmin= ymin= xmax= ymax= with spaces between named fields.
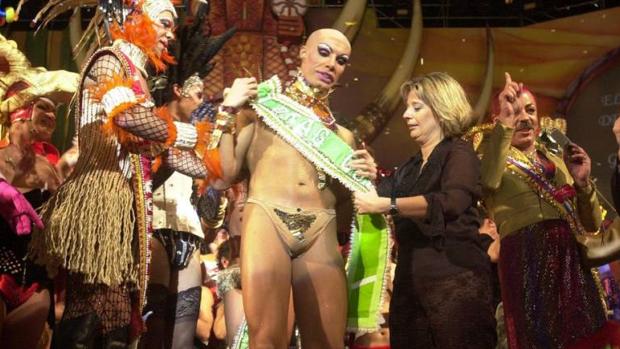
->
xmin=304 ymin=6 xmax=620 ymax=204
xmin=3 ymin=4 xmax=620 ymax=202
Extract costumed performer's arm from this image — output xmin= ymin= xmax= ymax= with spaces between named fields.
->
xmin=480 ymin=73 xmax=525 ymax=193
xmin=562 ymin=143 xmax=602 ymax=232
xmin=479 ymin=123 xmax=513 ymax=192
xmin=87 ymin=54 xmax=207 ymax=155
xmin=217 ymin=78 xmax=258 ymax=188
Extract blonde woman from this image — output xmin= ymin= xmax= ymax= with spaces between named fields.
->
xmin=354 ymin=72 xmax=496 ymax=349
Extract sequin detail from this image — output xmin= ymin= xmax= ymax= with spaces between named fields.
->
xmin=499 ymin=219 xmax=606 ymax=349
xmin=273 ymin=208 xmax=317 ymax=242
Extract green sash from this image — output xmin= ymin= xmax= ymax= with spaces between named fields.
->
xmin=231 ymin=319 xmax=249 ymax=349
xmin=251 ymin=75 xmax=390 ymax=332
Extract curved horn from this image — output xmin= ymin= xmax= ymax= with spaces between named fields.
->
xmin=332 ymin=0 xmax=368 ymax=42
xmin=69 ymin=8 xmax=86 ymax=68
xmin=473 ymin=27 xmax=495 ymax=124
xmin=348 ymin=0 xmax=422 ymax=143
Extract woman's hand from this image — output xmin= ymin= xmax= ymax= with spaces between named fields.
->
xmin=496 ymin=72 xmax=523 ymax=128
xmin=348 ymin=149 xmax=378 ymax=181
xmin=222 ymin=77 xmax=258 ymax=109
xmin=353 ymin=187 xmax=389 ymax=214
xmin=564 ymin=143 xmax=591 ymax=189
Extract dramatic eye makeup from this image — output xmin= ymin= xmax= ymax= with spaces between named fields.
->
xmin=158 ymin=18 xmax=175 ymax=30
xmin=317 ymin=43 xmax=332 ymax=57
xmin=317 ymin=43 xmax=349 ymax=65
xmin=336 ymin=55 xmax=349 ymax=66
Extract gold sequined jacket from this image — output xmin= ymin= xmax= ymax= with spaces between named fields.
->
xmin=478 ymin=123 xmax=602 ymax=238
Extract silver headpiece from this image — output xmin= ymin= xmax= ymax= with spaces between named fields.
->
xmin=142 ymin=0 xmax=178 ymax=20
xmin=181 ymin=74 xmax=204 ymax=97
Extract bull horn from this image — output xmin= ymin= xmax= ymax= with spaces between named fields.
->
xmin=332 ymin=0 xmax=368 ymax=42
xmin=473 ymin=27 xmax=495 ymax=124
xmin=69 ymin=8 xmax=85 ymax=68
xmin=347 ymin=0 xmax=422 ymax=143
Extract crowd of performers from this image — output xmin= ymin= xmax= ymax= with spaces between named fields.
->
xmin=3 ymin=0 xmax=620 ymax=348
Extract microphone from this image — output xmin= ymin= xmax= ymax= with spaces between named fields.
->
xmin=540 ymin=128 xmax=573 ymax=155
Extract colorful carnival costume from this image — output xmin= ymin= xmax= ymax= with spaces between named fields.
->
xmin=28 ymin=1 xmax=220 ymax=346
xmin=0 ymin=33 xmax=78 ymax=325
xmin=140 ymin=4 xmax=234 ymax=347
xmin=478 ymin=122 xmax=607 ymax=348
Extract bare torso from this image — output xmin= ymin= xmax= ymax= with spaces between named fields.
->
xmin=245 ymin=121 xmax=352 ymax=211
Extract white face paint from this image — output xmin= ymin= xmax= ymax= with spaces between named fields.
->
xmin=299 ymin=30 xmax=351 ymax=90
xmin=152 ymin=10 xmax=176 ymax=56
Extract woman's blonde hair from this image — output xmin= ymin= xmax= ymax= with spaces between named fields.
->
xmin=400 ymin=72 xmax=473 ymax=138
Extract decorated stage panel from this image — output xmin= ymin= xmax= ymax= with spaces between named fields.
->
xmin=4 ymin=2 xmax=620 ymax=200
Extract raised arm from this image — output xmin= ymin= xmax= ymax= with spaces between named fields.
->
xmin=480 ymin=73 xmax=522 ymax=192
xmin=480 ymin=123 xmax=513 ymax=191
xmin=216 ymin=78 xmax=258 ymax=186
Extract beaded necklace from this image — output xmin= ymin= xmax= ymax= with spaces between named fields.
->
xmin=285 ymin=76 xmax=337 ymax=130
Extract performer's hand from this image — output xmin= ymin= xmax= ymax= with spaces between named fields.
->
xmin=0 ymin=179 xmax=44 ymax=235
xmin=564 ymin=143 xmax=591 ymax=189
xmin=487 ymin=239 xmax=500 ymax=263
xmin=222 ymin=77 xmax=258 ymax=108
xmin=478 ymin=218 xmax=499 ymax=240
xmin=613 ymin=116 xmax=620 ymax=158
xmin=496 ymin=72 xmax=522 ymax=128
xmin=349 ymin=149 xmax=378 ymax=180
xmin=353 ymin=188 xmax=388 ymax=214
xmin=0 ymin=143 xmax=33 ymax=182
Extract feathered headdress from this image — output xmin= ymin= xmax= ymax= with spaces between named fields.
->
xmin=22 ymin=0 xmax=177 ymax=61
xmin=0 ymin=34 xmax=79 ymax=140
xmin=151 ymin=1 xmax=236 ymax=105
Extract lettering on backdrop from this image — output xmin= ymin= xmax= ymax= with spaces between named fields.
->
xmin=598 ymin=92 xmax=620 ymax=127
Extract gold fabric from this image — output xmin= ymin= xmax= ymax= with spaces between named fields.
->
xmin=0 ymin=34 xmax=79 ymax=139
xmin=478 ymin=122 xmax=602 ymax=238
xmin=576 ymin=216 xmax=620 ymax=267
xmin=0 ymin=34 xmax=30 ymax=77
xmin=0 ymin=69 xmax=79 ymax=118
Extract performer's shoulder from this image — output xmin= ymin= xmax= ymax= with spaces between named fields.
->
xmin=462 ymin=122 xmax=495 ymax=154
xmin=82 ymin=47 xmax=124 ymax=73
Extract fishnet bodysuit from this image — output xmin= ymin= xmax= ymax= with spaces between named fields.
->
xmin=83 ymin=53 xmax=208 ymax=177
xmin=61 ymin=52 xmax=207 ymax=334
xmin=164 ymin=149 xmax=207 ymax=178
